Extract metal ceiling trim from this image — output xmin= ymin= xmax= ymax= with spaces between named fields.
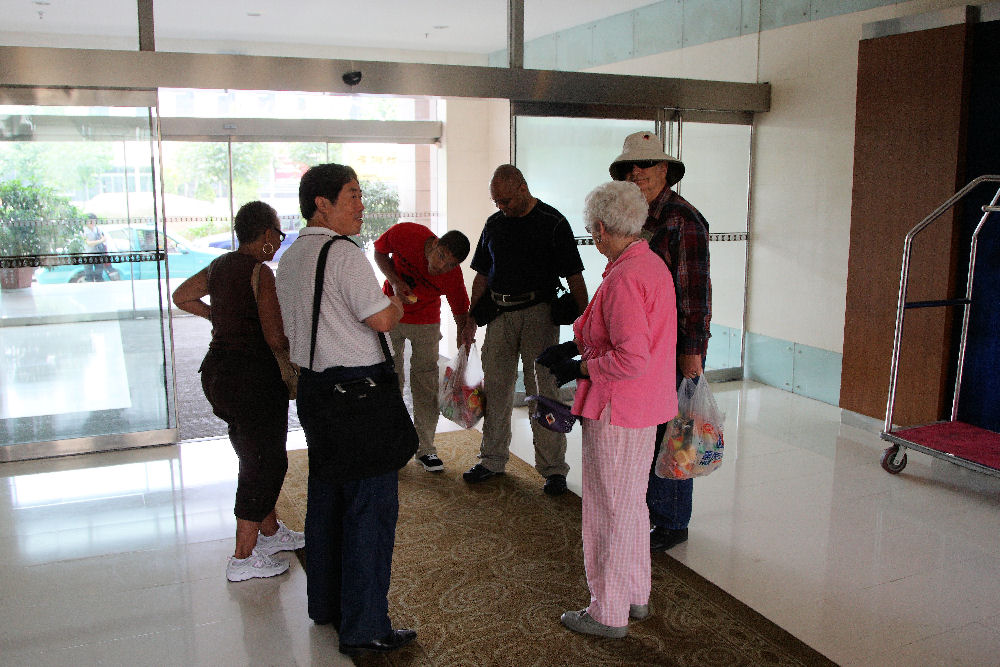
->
xmin=0 ymin=46 xmax=770 ymax=114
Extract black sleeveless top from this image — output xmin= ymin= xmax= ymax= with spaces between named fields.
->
xmin=206 ymin=252 xmax=271 ymax=359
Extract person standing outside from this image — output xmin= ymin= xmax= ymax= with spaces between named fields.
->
xmin=610 ymin=131 xmax=712 ymax=552
xmin=276 ymin=163 xmax=416 ymax=655
xmin=463 ymin=164 xmax=588 ymax=496
xmin=373 ymin=223 xmax=474 ymax=472
xmin=83 ymin=214 xmax=119 ymax=281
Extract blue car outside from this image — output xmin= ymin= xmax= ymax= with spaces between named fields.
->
xmin=34 ymin=225 xmax=225 ymax=284
xmin=207 ymin=230 xmax=299 ymax=262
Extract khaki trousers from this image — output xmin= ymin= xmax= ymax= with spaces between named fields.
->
xmin=480 ymin=301 xmax=569 ymax=478
xmin=389 ymin=322 xmax=442 ymax=458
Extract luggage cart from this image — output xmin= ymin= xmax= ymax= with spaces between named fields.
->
xmin=881 ymin=175 xmax=1000 ymax=477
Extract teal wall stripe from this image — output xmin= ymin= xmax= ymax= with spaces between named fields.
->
xmin=492 ymin=0 xmax=899 ymax=69
xmin=745 ymin=331 xmax=842 ymax=406
xmin=512 ymin=325 xmax=843 ymax=405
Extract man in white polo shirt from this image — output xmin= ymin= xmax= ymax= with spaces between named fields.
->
xmin=276 ymin=163 xmax=416 ymax=656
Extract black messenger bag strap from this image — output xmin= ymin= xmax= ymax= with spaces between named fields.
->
xmin=309 ymin=239 xmax=336 ymax=371
xmin=308 ymin=235 xmax=394 ymax=371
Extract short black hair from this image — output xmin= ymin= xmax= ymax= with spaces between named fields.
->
xmin=234 ymin=200 xmax=277 ymax=244
xmin=437 ymin=230 xmax=470 ymax=263
xmin=299 ymin=163 xmax=359 ymax=221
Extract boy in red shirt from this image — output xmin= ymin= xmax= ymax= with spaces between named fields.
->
xmin=374 ymin=223 xmax=475 ymax=471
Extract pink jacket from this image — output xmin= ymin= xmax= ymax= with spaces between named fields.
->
xmin=571 ymin=241 xmax=677 ymax=428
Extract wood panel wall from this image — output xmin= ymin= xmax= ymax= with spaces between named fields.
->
xmin=841 ymin=23 xmax=971 ymax=425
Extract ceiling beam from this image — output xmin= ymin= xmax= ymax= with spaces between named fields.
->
xmin=0 ymin=46 xmax=770 ymax=114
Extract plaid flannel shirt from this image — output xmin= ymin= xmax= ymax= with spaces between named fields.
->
xmin=643 ymin=188 xmax=712 ymax=357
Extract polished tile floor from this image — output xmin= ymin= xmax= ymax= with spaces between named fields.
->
xmin=2 ymin=380 xmax=1000 ymax=666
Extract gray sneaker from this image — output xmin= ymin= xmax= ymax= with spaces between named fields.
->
xmin=629 ymin=604 xmax=650 ymax=620
xmin=255 ymin=520 xmax=305 ymax=555
xmin=226 ymin=549 xmax=289 ymax=582
xmin=560 ymin=609 xmax=627 ymax=639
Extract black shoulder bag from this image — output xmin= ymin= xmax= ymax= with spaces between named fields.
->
xmin=550 ymin=280 xmax=579 ymax=325
xmin=300 ymin=237 xmax=418 ymax=482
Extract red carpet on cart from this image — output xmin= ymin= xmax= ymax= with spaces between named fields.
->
xmin=893 ymin=421 xmax=1000 ymax=469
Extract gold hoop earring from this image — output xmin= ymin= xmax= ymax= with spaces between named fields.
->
xmin=262 ymin=242 xmax=275 ymax=255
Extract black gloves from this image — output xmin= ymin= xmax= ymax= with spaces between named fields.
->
xmin=536 ymin=341 xmax=579 ymax=369
xmin=551 ymin=358 xmax=586 ymax=387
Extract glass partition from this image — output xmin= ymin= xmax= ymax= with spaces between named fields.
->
xmin=0 ymin=93 xmax=177 ymax=460
xmin=677 ymin=120 xmax=751 ymax=376
xmin=513 ymin=112 xmax=751 ymax=378
xmin=514 ymin=116 xmax=658 ymax=325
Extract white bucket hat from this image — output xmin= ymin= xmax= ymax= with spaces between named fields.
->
xmin=609 ymin=131 xmax=685 ymax=186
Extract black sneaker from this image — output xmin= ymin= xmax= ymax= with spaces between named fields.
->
xmin=463 ymin=463 xmax=503 ymax=483
xmin=417 ymin=454 xmax=444 ymax=472
xmin=650 ymin=526 xmax=688 ymax=552
xmin=543 ymin=474 xmax=567 ymax=496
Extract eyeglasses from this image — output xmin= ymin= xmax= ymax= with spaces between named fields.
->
xmin=273 ymin=228 xmax=286 ymax=242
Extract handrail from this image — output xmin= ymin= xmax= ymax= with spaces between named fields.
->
xmin=884 ymin=175 xmax=1000 ymax=432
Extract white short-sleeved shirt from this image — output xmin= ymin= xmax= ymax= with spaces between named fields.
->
xmin=276 ymin=227 xmax=391 ymax=371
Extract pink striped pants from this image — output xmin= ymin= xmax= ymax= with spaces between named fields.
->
xmin=581 ymin=406 xmax=655 ymax=627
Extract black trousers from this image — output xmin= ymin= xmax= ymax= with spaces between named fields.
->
xmin=304 ymin=471 xmax=398 ymax=643
xmin=201 ymin=349 xmax=288 ymax=522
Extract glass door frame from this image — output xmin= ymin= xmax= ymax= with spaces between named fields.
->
xmin=0 ymin=85 xmax=176 ymax=462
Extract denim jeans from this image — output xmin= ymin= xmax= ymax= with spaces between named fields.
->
xmin=646 ymin=422 xmax=694 ymax=529
xmin=645 ymin=370 xmax=699 ymax=530
xmin=305 ymin=471 xmax=398 ymax=644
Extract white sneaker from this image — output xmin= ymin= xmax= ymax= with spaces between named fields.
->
xmin=255 ymin=520 xmax=305 ymax=555
xmin=226 ymin=549 xmax=289 ymax=582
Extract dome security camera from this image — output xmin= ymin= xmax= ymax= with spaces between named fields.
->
xmin=342 ymin=71 xmax=363 ymax=86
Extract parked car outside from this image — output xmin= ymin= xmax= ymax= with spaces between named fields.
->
xmin=201 ymin=229 xmax=299 ymax=262
xmin=34 ymin=224 xmax=225 ymax=284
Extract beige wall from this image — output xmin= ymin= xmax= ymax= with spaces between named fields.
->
xmin=437 ymin=97 xmax=510 ymax=354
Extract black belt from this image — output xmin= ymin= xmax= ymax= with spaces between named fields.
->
xmin=491 ymin=289 xmax=542 ymax=304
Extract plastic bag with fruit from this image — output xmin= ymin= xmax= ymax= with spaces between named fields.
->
xmin=438 ymin=343 xmax=486 ymax=428
xmin=655 ymin=377 xmax=725 ymax=479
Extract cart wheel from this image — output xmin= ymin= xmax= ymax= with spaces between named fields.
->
xmin=881 ymin=445 xmax=907 ymax=474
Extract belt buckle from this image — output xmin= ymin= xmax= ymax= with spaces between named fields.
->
xmin=500 ymin=291 xmax=530 ymax=304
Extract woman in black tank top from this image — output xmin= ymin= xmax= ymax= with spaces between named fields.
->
xmin=173 ymin=201 xmax=304 ymax=582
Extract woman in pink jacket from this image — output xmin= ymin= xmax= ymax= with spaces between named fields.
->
xmin=537 ymin=180 xmax=677 ymax=639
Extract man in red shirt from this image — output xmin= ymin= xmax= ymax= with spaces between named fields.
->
xmin=374 ymin=223 xmax=475 ymax=472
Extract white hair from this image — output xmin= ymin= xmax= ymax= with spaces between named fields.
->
xmin=583 ymin=181 xmax=648 ymax=237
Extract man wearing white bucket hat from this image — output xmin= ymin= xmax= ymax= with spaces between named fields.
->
xmin=610 ymin=131 xmax=712 ymax=553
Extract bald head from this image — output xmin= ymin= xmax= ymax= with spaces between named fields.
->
xmin=490 ymin=164 xmax=536 ymax=218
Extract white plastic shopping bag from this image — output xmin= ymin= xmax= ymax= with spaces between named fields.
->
xmin=438 ymin=343 xmax=485 ymax=428
xmin=655 ymin=377 xmax=725 ymax=479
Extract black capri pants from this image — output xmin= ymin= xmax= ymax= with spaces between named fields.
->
xmin=200 ymin=349 xmax=289 ymax=522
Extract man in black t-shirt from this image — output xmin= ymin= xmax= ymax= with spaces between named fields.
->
xmin=463 ymin=164 xmax=588 ymax=496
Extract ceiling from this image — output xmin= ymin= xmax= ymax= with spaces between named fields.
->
xmin=3 ymin=0 xmax=661 ymax=54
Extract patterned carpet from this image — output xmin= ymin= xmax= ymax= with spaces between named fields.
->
xmin=275 ymin=429 xmax=836 ymax=667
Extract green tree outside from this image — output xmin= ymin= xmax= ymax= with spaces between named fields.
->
xmin=357 ymin=179 xmax=400 ymax=249
xmin=0 ymin=180 xmax=87 ymax=256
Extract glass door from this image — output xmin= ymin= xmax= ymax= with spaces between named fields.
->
xmin=0 ymin=88 xmax=178 ymax=461
xmin=512 ymin=111 xmax=752 ymax=380
xmin=675 ymin=118 xmax=752 ymax=380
